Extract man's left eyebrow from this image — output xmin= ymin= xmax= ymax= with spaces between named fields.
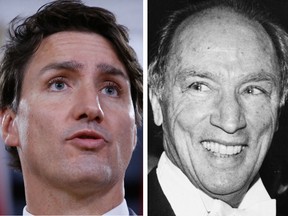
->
xmin=241 ymin=71 xmax=279 ymax=84
xmin=96 ymin=63 xmax=128 ymax=80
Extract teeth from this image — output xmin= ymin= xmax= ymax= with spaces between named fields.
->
xmin=202 ymin=141 xmax=244 ymax=156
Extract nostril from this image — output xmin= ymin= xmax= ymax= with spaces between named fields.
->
xmin=74 ymin=96 xmax=104 ymax=122
xmin=77 ymin=109 xmax=104 ymax=122
xmin=95 ymin=116 xmax=102 ymax=122
xmin=79 ymin=113 xmax=88 ymax=120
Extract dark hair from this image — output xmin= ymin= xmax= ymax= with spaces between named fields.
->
xmin=0 ymin=0 xmax=142 ymax=170
xmin=149 ymin=0 xmax=288 ymax=105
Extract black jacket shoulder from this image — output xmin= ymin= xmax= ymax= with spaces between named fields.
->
xmin=148 ymin=167 xmax=176 ymax=216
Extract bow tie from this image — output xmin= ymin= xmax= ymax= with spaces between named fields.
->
xmin=207 ymin=199 xmax=276 ymax=216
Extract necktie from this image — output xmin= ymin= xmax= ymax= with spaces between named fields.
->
xmin=207 ymin=199 xmax=276 ymax=216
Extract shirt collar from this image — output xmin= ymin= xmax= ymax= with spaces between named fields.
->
xmin=23 ymin=199 xmax=129 ymax=215
xmin=157 ymin=152 xmax=275 ymax=216
xmin=103 ymin=199 xmax=129 ymax=216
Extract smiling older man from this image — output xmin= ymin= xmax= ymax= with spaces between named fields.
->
xmin=148 ymin=0 xmax=288 ymax=215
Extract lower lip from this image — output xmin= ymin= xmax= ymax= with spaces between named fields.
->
xmin=207 ymin=149 xmax=243 ymax=158
xmin=68 ymin=138 xmax=106 ymax=150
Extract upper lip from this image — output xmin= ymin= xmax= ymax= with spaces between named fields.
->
xmin=66 ymin=129 xmax=106 ymax=142
xmin=201 ymin=139 xmax=248 ymax=146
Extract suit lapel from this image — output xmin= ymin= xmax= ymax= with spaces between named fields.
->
xmin=148 ymin=167 xmax=176 ymax=216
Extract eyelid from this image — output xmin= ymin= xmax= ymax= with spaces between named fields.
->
xmin=100 ymin=81 xmax=122 ymax=96
xmin=243 ymin=85 xmax=269 ymax=95
xmin=178 ymin=73 xmax=214 ymax=87
xmin=47 ymin=76 xmax=69 ymax=91
xmin=48 ymin=76 xmax=66 ymax=84
xmin=181 ymin=81 xmax=211 ymax=93
xmin=188 ymin=82 xmax=209 ymax=89
xmin=241 ymin=81 xmax=273 ymax=96
xmin=104 ymin=81 xmax=121 ymax=89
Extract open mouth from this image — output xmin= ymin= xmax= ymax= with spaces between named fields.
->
xmin=201 ymin=141 xmax=246 ymax=158
xmin=66 ymin=129 xmax=108 ymax=150
xmin=78 ymin=135 xmax=99 ymax=139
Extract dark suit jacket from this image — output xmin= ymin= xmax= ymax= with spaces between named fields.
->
xmin=148 ymin=167 xmax=287 ymax=216
xmin=128 ymin=207 xmax=137 ymax=215
xmin=148 ymin=167 xmax=175 ymax=216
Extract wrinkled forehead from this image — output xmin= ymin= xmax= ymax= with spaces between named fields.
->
xmin=170 ymin=7 xmax=276 ymax=59
xmin=164 ymin=7 xmax=279 ymax=81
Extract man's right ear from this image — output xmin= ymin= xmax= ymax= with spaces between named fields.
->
xmin=149 ymin=89 xmax=163 ymax=126
xmin=1 ymin=109 xmax=19 ymax=147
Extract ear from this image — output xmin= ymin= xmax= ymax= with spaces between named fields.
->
xmin=149 ymin=89 xmax=163 ymax=126
xmin=1 ymin=109 xmax=19 ymax=147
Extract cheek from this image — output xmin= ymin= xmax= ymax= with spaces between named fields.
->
xmin=15 ymin=103 xmax=49 ymax=167
xmin=112 ymin=119 xmax=136 ymax=176
xmin=16 ymin=100 xmax=59 ymax=152
xmin=15 ymin=100 xmax=31 ymax=148
xmin=164 ymin=96 xmax=211 ymax=138
xmin=161 ymin=97 xmax=207 ymax=158
xmin=246 ymin=101 xmax=278 ymax=137
xmin=111 ymin=105 xmax=136 ymax=156
xmin=244 ymin=101 xmax=278 ymax=167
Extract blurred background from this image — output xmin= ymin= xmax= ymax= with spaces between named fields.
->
xmin=0 ymin=0 xmax=143 ymax=215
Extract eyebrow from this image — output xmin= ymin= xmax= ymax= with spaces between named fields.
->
xmin=175 ymin=70 xmax=217 ymax=84
xmin=39 ymin=61 xmax=128 ymax=80
xmin=96 ymin=63 xmax=128 ymax=80
xmin=240 ymin=70 xmax=279 ymax=85
xmin=175 ymin=69 xmax=279 ymax=85
xmin=39 ymin=60 xmax=84 ymax=75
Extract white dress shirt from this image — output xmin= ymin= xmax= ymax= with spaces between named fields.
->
xmin=157 ymin=152 xmax=276 ymax=216
xmin=23 ymin=199 xmax=129 ymax=215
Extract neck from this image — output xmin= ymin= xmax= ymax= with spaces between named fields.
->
xmin=23 ymin=172 xmax=124 ymax=215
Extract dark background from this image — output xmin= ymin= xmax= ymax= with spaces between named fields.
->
xmin=148 ymin=0 xmax=288 ymax=211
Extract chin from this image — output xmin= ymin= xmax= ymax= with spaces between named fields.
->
xmin=203 ymin=177 xmax=249 ymax=198
xmin=62 ymin=161 xmax=113 ymax=180
xmin=64 ymin=168 xmax=115 ymax=190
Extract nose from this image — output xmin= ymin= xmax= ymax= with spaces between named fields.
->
xmin=210 ymin=93 xmax=246 ymax=134
xmin=72 ymin=86 xmax=104 ymax=123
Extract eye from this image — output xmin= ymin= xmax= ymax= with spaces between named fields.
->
xmin=48 ymin=77 xmax=68 ymax=91
xmin=187 ymin=82 xmax=210 ymax=92
xmin=243 ymin=86 xmax=266 ymax=95
xmin=101 ymin=82 xmax=120 ymax=97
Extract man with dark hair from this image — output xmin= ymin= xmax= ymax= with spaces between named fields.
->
xmin=149 ymin=0 xmax=288 ymax=215
xmin=0 ymin=0 xmax=142 ymax=215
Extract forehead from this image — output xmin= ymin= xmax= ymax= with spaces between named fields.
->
xmin=164 ymin=7 xmax=279 ymax=84
xmin=174 ymin=7 xmax=272 ymax=45
xmin=168 ymin=8 xmax=276 ymax=68
xmin=27 ymin=31 xmax=127 ymax=76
